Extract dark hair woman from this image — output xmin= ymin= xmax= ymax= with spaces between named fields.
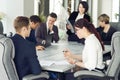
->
xmin=64 ymin=18 xmax=105 ymax=71
xmin=66 ymin=1 xmax=91 ymax=43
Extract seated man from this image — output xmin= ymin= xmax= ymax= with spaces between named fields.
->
xmin=26 ymin=15 xmax=44 ymax=50
xmin=35 ymin=12 xmax=59 ymax=47
xmin=96 ymin=14 xmax=117 ymax=45
xmin=11 ymin=16 xmax=43 ymax=80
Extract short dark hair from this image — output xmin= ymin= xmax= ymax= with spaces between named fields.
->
xmin=30 ymin=15 xmax=41 ymax=23
xmin=49 ymin=12 xmax=57 ymax=19
xmin=79 ymin=1 xmax=89 ymax=13
xmin=14 ymin=16 xmax=29 ymax=32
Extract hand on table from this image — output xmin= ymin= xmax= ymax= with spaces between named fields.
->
xmin=36 ymin=45 xmax=45 ymax=51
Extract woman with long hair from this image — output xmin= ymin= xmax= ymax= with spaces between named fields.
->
xmin=64 ymin=19 xmax=105 ymax=80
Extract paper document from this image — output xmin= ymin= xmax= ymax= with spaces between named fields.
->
xmin=40 ymin=60 xmax=70 ymax=66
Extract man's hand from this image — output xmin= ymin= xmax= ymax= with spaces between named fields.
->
xmin=42 ymin=40 xmax=46 ymax=45
xmin=36 ymin=45 xmax=45 ymax=51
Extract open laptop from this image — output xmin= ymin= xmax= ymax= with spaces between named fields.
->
xmin=42 ymin=35 xmax=52 ymax=48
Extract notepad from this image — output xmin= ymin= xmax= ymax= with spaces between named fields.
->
xmin=40 ymin=60 xmax=70 ymax=66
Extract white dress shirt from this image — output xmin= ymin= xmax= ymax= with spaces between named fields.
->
xmin=46 ymin=22 xmax=54 ymax=34
xmin=82 ymin=34 xmax=105 ymax=70
xmin=75 ymin=13 xmax=84 ymax=21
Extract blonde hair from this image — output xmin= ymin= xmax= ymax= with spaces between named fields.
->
xmin=98 ymin=14 xmax=110 ymax=24
xmin=14 ymin=16 xmax=29 ymax=32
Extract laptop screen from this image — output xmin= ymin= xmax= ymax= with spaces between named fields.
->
xmin=43 ymin=35 xmax=52 ymax=47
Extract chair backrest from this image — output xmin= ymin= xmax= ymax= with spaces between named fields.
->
xmin=0 ymin=21 xmax=3 ymax=34
xmin=106 ymin=31 xmax=120 ymax=79
xmin=0 ymin=34 xmax=19 ymax=80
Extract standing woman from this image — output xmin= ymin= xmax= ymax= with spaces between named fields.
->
xmin=64 ymin=19 xmax=105 ymax=80
xmin=66 ymin=1 xmax=91 ymax=42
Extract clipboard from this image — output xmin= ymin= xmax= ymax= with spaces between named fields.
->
xmin=66 ymin=20 xmax=75 ymax=33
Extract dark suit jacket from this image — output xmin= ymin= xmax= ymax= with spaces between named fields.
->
xmin=68 ymin=11 xmax=91 ymax=26
xmin=66 ymin=11 xmax=91 ymax=43
xmin=26 ymin=29 xmax=37 ymax=45
xmin=11 ymin=34 xmax=42 ymax=80
xmin=35 ymin=22 xmax=59 ymax=45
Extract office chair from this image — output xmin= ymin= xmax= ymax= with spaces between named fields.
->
xmin=0 ymin=34 xmax=49 ymax=80
xmin=74 ymin=31 xmax=120 ymax=80
xmin=0 ymin=21 xmax=3 ymax=34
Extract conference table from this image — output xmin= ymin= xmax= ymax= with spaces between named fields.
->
xmin=37 ymin=40 xmax=111 ymax=73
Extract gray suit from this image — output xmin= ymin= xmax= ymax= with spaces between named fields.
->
xmin=35 ymin=23 xmax=59 ymax=46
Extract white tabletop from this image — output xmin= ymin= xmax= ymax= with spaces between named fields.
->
xmin=37 ymin=41 xmax=111 ymax=72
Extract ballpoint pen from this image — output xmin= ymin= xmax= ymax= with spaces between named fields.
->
xmin=63 ymin=50 xmax=68 ymax=53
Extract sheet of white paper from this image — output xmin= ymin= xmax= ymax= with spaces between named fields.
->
xmin=54 ymin=60 xmax=70 ymax=65
xmin=40 ymin=60 xmax=70 ymax=66
xmin=40 ymin=60 xmax=54 ymax=66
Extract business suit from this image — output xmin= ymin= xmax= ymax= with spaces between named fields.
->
xmin=11 ymin=34 xmax=42 ymax=80
xmin=66 ymin=11 xmax=91 ymax=43
xmin=26 ymin=29 xmax=37 ymax=44
xmin=68 ymin=11 xmax=91 ymax=26
xmin=35 ymin=22 xmax=59 ymax=45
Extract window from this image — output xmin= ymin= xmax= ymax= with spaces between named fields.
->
xmin=112 ymin=0 xmax=120 ymax=22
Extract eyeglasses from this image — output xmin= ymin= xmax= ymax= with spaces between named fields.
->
xmin=75 ymin=28 xmax=80 ymax=32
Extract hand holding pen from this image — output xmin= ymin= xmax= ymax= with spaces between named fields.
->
xmin=63 ymin=49 xmax=72 ymax=58
xmin=63 ymin=49 xmax=75 ymax=64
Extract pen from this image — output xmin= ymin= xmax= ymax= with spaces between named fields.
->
xmin=63 ymin=50 xmax=68 ymax=52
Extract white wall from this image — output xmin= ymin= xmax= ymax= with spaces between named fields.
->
xmin=0 ymin=0 xmax=35 ymax=35
xmin=92 ymin=0 xmax=98 ymax=27
xmin=92 ymin=0 xmax=113 ymax=27
xmin=112 ymin=0 xmax=119 ymax=22
xmin=24 ymin=0 xmax=34 ymax=17
xmin=0 ymin=0 xmax=24 ymax=34
xmin=98 ymin=0 xmax=112 ymax=20
xmin=6 ymin=0 xmax=24 ymax=34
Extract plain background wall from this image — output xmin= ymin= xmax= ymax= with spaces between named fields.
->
xmin=0 ymin=0 xmax=24 ymax=34
xmin=92 ymin=0 xmax=112 ymax=27
xmin=98 ymin=0 xmax=112 ymax=21
xmin=0 ymin=0 xmax=34 ymax=35
xmin=24 ymin=0 xmax=34 ymax=17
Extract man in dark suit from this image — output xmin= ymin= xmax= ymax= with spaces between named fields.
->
xmin=26 ymin=15 xmax=44 ymax=50
xmin=35 ymin=12 xmax=59 ymax=47
xmin=11 ymin=16 xmax=42 ymax=80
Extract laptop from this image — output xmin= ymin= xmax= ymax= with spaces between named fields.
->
xmin=42 ymin=35 xmax=52 ymax=48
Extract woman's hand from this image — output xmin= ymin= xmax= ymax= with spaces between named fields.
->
xmin=63 ymin=49 xmax=72 ymax=58
xmin=66 ymin=24 xmax=71 ymax=30
xmin=67 ymin=57 xmax=76 ymax=64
